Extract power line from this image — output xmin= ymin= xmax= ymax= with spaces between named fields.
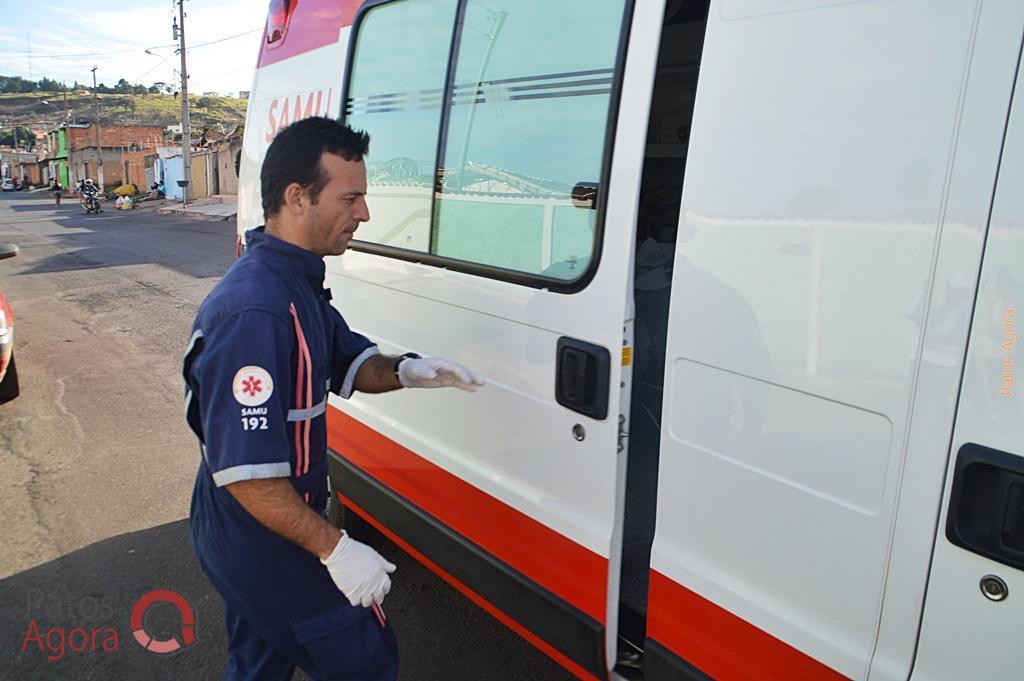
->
xmin=203 ymin=64 xmax=253 ymax=81
xmin=0 ymin=44 xmax=178 ymax=59
xmin=180 ymin=28 xmax=261 ymax=51
xmin=0 ymin=24 xmax=258 ymax=60
xmin=0 ymin=23 xmax=260 ymax=94
xmin=130 ymin=62 xmax=168 ymax=85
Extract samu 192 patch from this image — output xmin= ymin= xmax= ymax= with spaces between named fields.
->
xmin=232 ymin=366 xmax=274 ymax=407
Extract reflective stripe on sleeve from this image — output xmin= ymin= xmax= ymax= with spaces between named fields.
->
xmin=184 ymin=328 xmax=204 ymax=358
xmin=340 ymin=346 xmax=381 ymax=399
xmin=211 ymin=462 xmax=292 ymax=487
xmin=287 ymin=398 xmax=327 ymax=421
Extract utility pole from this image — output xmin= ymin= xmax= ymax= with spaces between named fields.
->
xmin=91 ymin=66 xmax=104 ymax=189
xmin=174 ymin=0 xmax=192 ymax=205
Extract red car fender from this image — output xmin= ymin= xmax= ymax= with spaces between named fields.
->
xmin=0 ymin=288 xmax=13 ymax=379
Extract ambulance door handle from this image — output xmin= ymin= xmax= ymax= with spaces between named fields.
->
xmin=571 ymin=182 xmax=599 ymax=209
xmin=555 ymin=337 xmax=610 ymax=420
xmin=946 ymin=443 xmax=1024 ymax=572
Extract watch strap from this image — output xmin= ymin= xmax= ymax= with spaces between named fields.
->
xmin=393 ymin=352 xmax=421 ymax=376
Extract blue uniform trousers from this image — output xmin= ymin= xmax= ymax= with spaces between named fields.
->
xmin=220 ymin=599 xmax=398 ymax=681
xmin=192 ymin=473 xmax=398 ymax=681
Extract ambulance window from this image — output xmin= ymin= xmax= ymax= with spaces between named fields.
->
xmin=345 ymin=0 xmax=458 ymax=252
xmin=432 ymin=0 xmax=628 ymax=282
xmin=345 ymin=0 xmax=629 ymax=289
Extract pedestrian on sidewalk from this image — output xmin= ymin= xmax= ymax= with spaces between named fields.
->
xmin=51 ymin=179 xmax=62 ymax=206
xmin=183 ymin=116 xmax=485 ymax=681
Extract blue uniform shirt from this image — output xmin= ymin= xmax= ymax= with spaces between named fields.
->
xmin=184 ymin=226 xmax=378 ymax=619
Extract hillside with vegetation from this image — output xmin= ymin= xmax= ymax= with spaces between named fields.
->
xmin=0 ymin=76 xmax=247 ymax=138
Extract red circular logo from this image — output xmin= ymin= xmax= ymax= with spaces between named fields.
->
xmin=130 ymin=589 xmax=197 ymax=654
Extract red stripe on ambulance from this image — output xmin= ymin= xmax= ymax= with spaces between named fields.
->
xmin=646 ymin=570 xmax=848 ymax=681
xmin=325 ymin=406 xmax=608 ymax=623
xmin=337 ymin=492 xmax=598 ymax=681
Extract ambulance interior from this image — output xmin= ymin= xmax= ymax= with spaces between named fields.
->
xmin=618 ymin=0 xmax=709 ymax=660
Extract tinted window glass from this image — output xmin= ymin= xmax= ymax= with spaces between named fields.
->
xmin=432 ymin=0 xmax=627 ymax=280
xmin=345 ymin=0 xmax=457 ymax=252
xmin=347 ymin=0 xmax=627 ymax=284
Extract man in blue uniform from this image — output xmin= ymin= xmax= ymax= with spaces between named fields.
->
xmin=183 ymin=117 xmax=484 ymax=681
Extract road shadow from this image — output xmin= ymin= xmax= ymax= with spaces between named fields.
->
xmin=15 ymin=227 xmax=231 ymax=280
xmin=6 ymin=203 xmax=69 ymax=213
xmin=1 ymin=195 xmax=235 ymax=281
xmin=0 ymin=519 xmax=226 ymax=681
xmin=0 ymin=519 xmax=572 ymax=681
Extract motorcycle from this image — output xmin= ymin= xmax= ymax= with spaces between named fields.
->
xmin=83 ymin=190 xmax=103 ymax=214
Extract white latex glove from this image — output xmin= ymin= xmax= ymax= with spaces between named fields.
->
xmin=398 ymin=357 xmax=486 ymax=392
xmin=320 ymin=532 xmax=397 ymax=608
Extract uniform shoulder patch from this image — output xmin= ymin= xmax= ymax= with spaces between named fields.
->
xmin=232 ymin=366 xmax=274 ymax=407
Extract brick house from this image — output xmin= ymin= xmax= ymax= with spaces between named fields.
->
xmin=41 ymin=127 xmax=71 ymax=186
xmin=0 ymin=149 xmax=39 ymax=184
xmin=15 ymin=159 xmax=45 ymax=186
xmin=66 ymin=124 xmax=165 ymax=189
xmin=206 ymin=131 xmax=243 ymax=195
xmin=121 ymin=148 xmax=160 ymax=190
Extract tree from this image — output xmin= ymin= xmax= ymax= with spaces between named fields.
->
xmin=196 ymin=96 xmax=216 ymax=109
xmin=37 ymin=77 xmax=62 ymax=92
xmin=0 ymin=125 xmax=36 ymax=148
xmin=0 ymin=75 xmax=38 ymax=93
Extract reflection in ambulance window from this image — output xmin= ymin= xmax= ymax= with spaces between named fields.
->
xmin=346 ymin=0 xmax=628 ymax=283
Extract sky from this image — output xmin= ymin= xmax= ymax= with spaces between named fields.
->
xmin=0 ymin=0 xmax=265 ymax=97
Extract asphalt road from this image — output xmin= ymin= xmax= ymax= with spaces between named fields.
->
xmin=0 ymin=191 xmax=573 ymax=681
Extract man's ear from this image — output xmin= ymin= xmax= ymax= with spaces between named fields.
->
xmin=282 ymin=182 xmax=307 ymax=214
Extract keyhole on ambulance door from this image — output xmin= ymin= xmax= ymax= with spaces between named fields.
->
xmin=980 ymin=575 xmax=1008 ymax=602
xmin=573 ymin=424 xmax=586 ymax=441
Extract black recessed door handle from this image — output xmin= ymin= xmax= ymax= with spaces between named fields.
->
xmin=555 ymin=337 xmax=610 ymax=420
xmin=946 ymin=443 xmax=1024 ymax=571
xmin=571 ymin=182 xmax=598 ymax=209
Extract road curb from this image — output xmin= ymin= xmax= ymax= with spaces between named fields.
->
xmin=157 ymin=207 xmax=237 ymax=221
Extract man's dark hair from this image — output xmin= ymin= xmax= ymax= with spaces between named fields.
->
xmin=261 ymin=117 xmax=370 ymax=218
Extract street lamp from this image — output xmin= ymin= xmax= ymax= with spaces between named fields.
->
xmin=40 ymin=100 xmax=72 ymax=124
xmin=144 ymin=49 xmax=177 ymax=88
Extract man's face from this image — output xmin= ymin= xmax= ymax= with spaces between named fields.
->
xmin=306 ymin=152 xmax=369 ymax=257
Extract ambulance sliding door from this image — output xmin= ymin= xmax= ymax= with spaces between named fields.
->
xmin=645 ymin=2 xmax=1017 ymax=679
xmin=324 ymin=0 xmax=663 ymax=678
xmin=912 ymin=35 xmax=1024 ymax=680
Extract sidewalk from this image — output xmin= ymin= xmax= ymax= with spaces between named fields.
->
xmin=158 ymin=195 xmax=238 ymax=220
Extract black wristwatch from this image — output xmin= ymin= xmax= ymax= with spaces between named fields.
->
xmin=393 ymin=352 xmax=421 ymax=377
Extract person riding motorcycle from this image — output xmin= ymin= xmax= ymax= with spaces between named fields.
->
xmin=81 ymin=179 xmax=103 ymax=214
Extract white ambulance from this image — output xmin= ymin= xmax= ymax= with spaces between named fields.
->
xmin=237 ymin=1 xmax=1024 ymax=678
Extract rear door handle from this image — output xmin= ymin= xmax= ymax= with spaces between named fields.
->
xmin=946 ymin=443 xmax=1024 ymax=571
xmin=555 ymin=337 xmax=610 ymax=420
